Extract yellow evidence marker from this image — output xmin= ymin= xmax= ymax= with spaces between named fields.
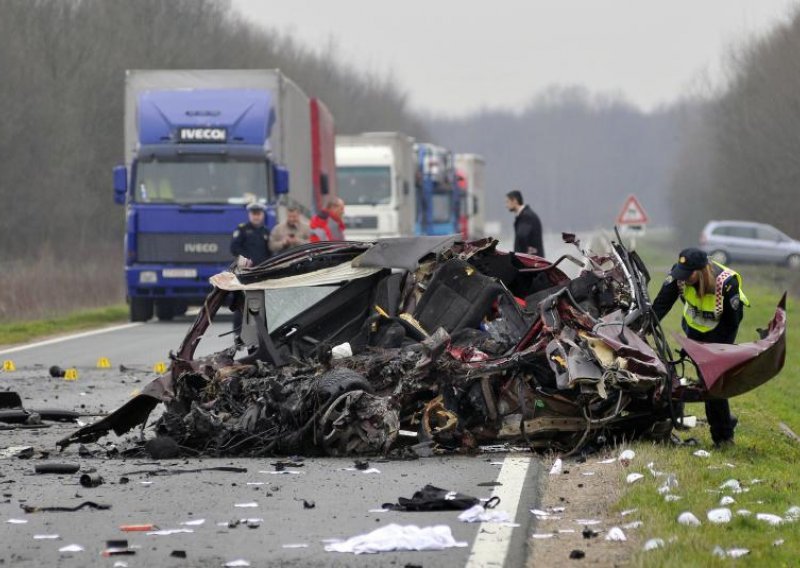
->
xmin=64 ymin=368 xmax=79 ymax=381
xmin=96 ymin=357 xmax=112 ymax=369
xmin=153 ymin=361 xmax=168 ymax=374
xmin=2 ymin=360 xmax=16 ymax=372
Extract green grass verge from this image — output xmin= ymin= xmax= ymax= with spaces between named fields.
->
xmin=0 ymin=304 xmax=128 ymax=347
xmin=616 ymin=240 xmax=799 ymax=566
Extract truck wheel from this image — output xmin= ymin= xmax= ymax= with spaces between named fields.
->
xmin=155 ymin=301 xmax=175 ymax=321
xmin=130 ymin=298 xmax=153 ymax=322
xmin=709 ymin=250 xmax=728 ymax=264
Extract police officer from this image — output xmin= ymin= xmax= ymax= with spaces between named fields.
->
xmin=229 ymin=202 xmax=271 ymax=345
xmin=652 ymin=247 xmax=749 ymax=447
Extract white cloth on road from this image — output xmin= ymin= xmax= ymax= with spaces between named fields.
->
xmin=324 ymin=523 xmax=467 ymax=554
xmin=458 ymin=504 xmax=512 ymax=523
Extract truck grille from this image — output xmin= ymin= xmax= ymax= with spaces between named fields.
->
xmin=343 ymin=215 xmax=379 ymax=230
xmin=137 ymin=233 xmax=231 ymax=263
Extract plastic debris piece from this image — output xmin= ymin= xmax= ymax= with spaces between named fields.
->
xmin=282 ymin=544 xmax=309 ymax=549
xmin=785 ymin=505 xmax=800 ymax=521
xmin=643 ymin=538 xmax=665 ymax=551
xmin=719 ymin=496 xmax=735 ymax=506
xmin=756 ymin=513 xmax=783 ymax=526
xmin=712 ymin=545 xmax=725 ymax=559
xmin=719 ymin=479 xmax=741 ymax=492
xmin=246 ymin=482 xmax=264 ymax=486
xmin=147 ymin=529 xmax=194 ymax=536
xmin=551 ymin=507 xmax=566 ymax=513
xmin=727 ymin=548 xmax=750 ymax=558
xmin=234 ymin=502 xmax=258 ymax=508
xmin=657 ymin=474 xmax=678 ymax=494
xmin=626 ymin=473 xmax=644 ymax=484
xmin=180 ymin=519 xmax=205 ymax=526
xmin=260 ymin=470 xmax=303 ymax=475
xmin=692 ymin=450 xmax=711 ymax=458
xmin=59 ymin=544 xmax=84 ymax=553
xmin=79 ymin=473 xmax=103 ymax=487
xmin=120 ymin=524 xmax=156 ymax=532
xmin=113 ymin=562 xmax=128 ymax=568
xmin=7 ymin=519 xmax=28 ymax=524
xmin=647 ymin=462 xmax=664 ymax=477
xmin=34 ymin=463 xmax=80 ymax=474
xmin=773 ymin=539 xmax=785 ymax=547
xmin=575 ymin=519 xmax=602 ymax=525
xmin=605 ymin=527 xmax=626 ymax=541
xmin=361 ymin=468 xmax=381 ymax=474
xmin=707 ymin=508 xmax=732 ymax=524
xmin=620 ymin=508 xmax=638 ymax=516
xmin=677 ymin=512 xmax=701 ymax=526
xmin=581 ymin=471 xmax=595 ymax=476
xmin=736 ymin=509 xmax=752 ymax=517
xmin=531 ymin=533 xmax=554 ymax=539
xmin=749 ymin=478 xmax=764 ymax=484
xmin=549 ymin=458 xmax=562 ymax=475
xmin=558 ymin=529 xmax=576 ymax=534
xmin=531 ymin=509 xmax=549 ymax=517
xmin=582 ymin=527 xmax=599 ymax=539
xmin=569 ymin=549 xmax=586 ymax=559
xmin=597 ymin=458 xmax=616 ymax=464
xmin=324 ymin=524 xmax=468 ymax=554
xmin=369 ymin=508 xmax=390 ymax=513
xmin=622 ymin=521 xmax=643 ymax=529
xmin=33 ymin=534 xmax=60 ymax=539
xmin=458 ymin=505 xmax=511 ymax=523
xmin=171 ymin=551 xmax=187 ymax=558
xmin=618 ymin=449 xmax=635 ymax=466
xmin=664 ymin=495 xmax=682 ymax=502
xmin=224 ymin=560 xmax=251 ymax=567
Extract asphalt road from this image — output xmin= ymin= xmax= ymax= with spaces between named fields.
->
xmin=0 ymin=316 xmax=543 ymax=567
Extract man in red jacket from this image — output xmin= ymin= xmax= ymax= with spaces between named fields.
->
xmin=310 ymin=197 xmax=346 ymax=242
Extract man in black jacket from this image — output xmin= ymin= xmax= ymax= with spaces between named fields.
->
xmin=506 ymin=190 xmax=544 ymax=257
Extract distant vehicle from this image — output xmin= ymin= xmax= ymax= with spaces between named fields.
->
xmin=113 ymin=70 xmax=337 ymax=322
xmin=414 ymin=143 xmax=460 ymax=236
xmin=455 ymin=153 xmax=486 ymax=239
xmin=700 ymin=220 xmax=800 ymax=269
xmin=335 ymin=132 xmax=416 ymax=240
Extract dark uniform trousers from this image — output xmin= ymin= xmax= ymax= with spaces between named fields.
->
xmin=229 ymin=222 xmax=271 ymax=340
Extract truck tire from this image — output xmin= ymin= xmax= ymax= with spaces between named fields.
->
xmin=155 ymin=300 xmax=175 ymax=321
xmin=130 ymin=298 xmax=153 ymax=322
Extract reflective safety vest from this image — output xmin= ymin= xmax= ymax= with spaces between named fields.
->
xmin=679 ymin=262 xmax=749 ymax=333
xmin=309 ymin=210 xmax=346 ymax=242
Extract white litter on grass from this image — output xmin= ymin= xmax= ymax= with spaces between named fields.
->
xmin=180 ymin=519 xmax=205 ymax=526
xmin=622 ymin=521 xmax=643 ymax=530
xmin=282 ymin=544 xmax=309 ymax=549
xmin=713 ymin=546 xmax=749 ymax=558
xmin=531 ymin=533 xmax=555 ymax=539
xmin=677 ymin=512 xmax=701 ymax=527
xmin=549 ymin=458 xmax=563 ymax=475
xmin=719 ymin=479 xmax=741 ymax=492
xmin=458 ymin=505 xmax=511 ymax=524
xmin=647 ymin=462 xmax=664 ymax=477
xmin=33 ymin=534 xmax=60 ymax=540
xmin=626 ymin=473 xmax=644 ymax=484
xmin=551 ymin=507 xmax=566 ymax=513
xmin=657 ymin=474 xmax=678 ymax=494
xmin=597 ymin=458 xmax=617 ymax=464
xmin=756 ymin=513 xmax=783 ymax=526
xmin=234 ymin=502 xmax=258 ymax=508
xmin=581 ymin=472 xmax=596 ymax=476
xmin=736 ymin=509 xmax=752 ymax=517
xmin=260 ymin=470 xmax=303 ymax=475
xmin=719 ymin=496 xmax=735 ymax=506
xmin=605 ymin=527 xmax=627 ymax=541
xmin=620 ymin=508 xmax=638 ymax=516
xmin=643 ymin=538 xmax=665 ymax=551
xmin=773 ymin=539 xmax=785 ymax=547
xmin=6 ymin=519 xmax=27 ymax=524
xmin=664 ymin=495 xmax=683 ymax=502
xmin=147 ymin=529 xmax=194 ymax=536
xmin=58 ymin=544 xmax=84 ymax=553
xmin=575 ymin=519 xmax=602 ymax=525
xmin=558 ymin=529 xmax=576 ymax=534
xmin=618 ymin=449 xmax=635 ymax=466
xmin=749 ymin=478 xmax=765 ymax=484
xmin=224 ymin=560 xmax=251 ymax=567
xmin=707 ymin=508 xmax=732 ymax=524
xmin=785 ymin=506 xmax=800 ymax=521
xmin=324 ymin=524 xmax=468 ymax=554
xmin=692 ymin=449 xmax=711 ymax=458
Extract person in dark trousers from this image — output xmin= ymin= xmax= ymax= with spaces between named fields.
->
xmin=229 ymin=202 xmax=272 ymax=344
xmin=505 ymin=190 xmax=544 ymax=257
xmin=652 ymin=247 xmax=749 ymax=447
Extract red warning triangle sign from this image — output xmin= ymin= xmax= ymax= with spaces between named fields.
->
xmin=616 ymin=195 xmax=649 ymax=225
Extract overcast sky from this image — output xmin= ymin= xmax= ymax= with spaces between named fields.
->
xmin=233 ymin=0 xmax=798 ymax=116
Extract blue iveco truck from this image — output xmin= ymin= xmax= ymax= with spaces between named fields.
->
xmin=413 ymin=142 xmax=461 ymax=237
xmin=113 ymin=70 xmax=337 ymax=321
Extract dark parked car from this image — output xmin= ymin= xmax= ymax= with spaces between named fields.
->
xmin=700 ymin=220 xmax=800 ymax=269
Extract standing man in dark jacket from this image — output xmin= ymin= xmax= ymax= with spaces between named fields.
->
xmin=506 ymin=190 xmax=544 ymax=257
xmin=229 ymin=202 xmax=271 ymax=345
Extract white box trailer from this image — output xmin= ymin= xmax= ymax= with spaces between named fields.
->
xmin=124 ymin=69 xmax=314 ymax=212
xmin=455 ymin=153 xmax=486 ymax=238
xmin=336 ymin=132 xmax=416 ymax=239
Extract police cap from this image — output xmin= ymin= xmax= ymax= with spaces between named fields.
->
xmin=246 ymin=202 xmax=266 ymax=213
xmin=670 ymin=247 xmax=708 ymax=280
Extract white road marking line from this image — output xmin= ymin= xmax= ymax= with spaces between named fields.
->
xmin=465 ymin=456 xmax=532 ymax=568
xmin=0 ymin=322 xmax=144 ymax=356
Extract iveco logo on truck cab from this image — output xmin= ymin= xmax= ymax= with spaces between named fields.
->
xmin=184 ymin=243 xmax=219 ymax=253
xmin=177 ymin=127 xmax=227 ymax=143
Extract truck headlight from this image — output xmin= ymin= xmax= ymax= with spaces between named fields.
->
xmin=139 ymin=271 xmax=158 ymax=284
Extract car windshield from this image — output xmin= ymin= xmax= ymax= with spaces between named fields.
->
xmin=134 ymin=158 xmax=268 ymax=204
xmin=336 ymin=166 xmax=392 ymax=205
xmin=265 ymin=286 xmax=340 ymax=331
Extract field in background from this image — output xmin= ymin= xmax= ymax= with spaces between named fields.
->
xmin=614 ymin=233 xmax=799 ymax=566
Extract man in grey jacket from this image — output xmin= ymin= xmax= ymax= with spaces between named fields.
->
xmin=269 ymin=205 xmax=311 ymax=253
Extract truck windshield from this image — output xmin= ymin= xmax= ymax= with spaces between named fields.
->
xmin=134 ymin=158 xmax=268 ymax=204
xmin=336 ymin=166 xmax=392 ymax=205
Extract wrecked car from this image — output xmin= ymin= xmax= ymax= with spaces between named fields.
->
xmin=59 ymin=234 xmax=787 ymax=457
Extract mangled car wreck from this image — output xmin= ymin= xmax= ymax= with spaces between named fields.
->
xmin=59 ymin=234 xmax=787 ymax=457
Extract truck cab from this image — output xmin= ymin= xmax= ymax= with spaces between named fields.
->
xmin=414 ymin=143 xmax=460 ymax=236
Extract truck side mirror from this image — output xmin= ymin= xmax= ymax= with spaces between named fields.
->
xmin=113 ymin=165 xmax=128 ymax=205
xmin=273 ymin=164 xmax=290 ymax=195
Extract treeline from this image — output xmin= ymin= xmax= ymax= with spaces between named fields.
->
xmin=670 ymin=8 xmax=800 ymax=243
xmin=429 ymin=87 xmax=682 ymax=233
xmin=0 ymin=0 xmax=425 ymax=260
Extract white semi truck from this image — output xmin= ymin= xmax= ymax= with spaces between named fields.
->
xmin=455 ymin=153 xmax=486 ymax=239
xmin=335 ymin=132 xmax=416 ymax=240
